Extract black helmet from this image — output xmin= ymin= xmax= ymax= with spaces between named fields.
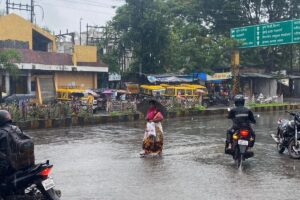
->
xmin=234 ymin=94 xmax=245 ymax=107
xmin=0 ymin=110 xmax=12 ymax=126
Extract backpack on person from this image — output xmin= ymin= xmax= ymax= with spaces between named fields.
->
xmin=2 ymin=125 xmax=35 ymax=171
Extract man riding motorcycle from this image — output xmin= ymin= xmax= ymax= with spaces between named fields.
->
xmin=0 ymin=110 xmax=13 ymax=179
xmin=225 ymin=95 xmax=256 ymax=152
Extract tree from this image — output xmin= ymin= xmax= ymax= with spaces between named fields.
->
xmin=201 ymin=0 xmax=300 ymax=70
xmin=113 ymin=0 xmax=171 ymax=74
xmin=0 ymin=49 xmax=21 ymax=100
xmin=164 ymin=0 xmax=237 ymax=73
xmin=109 ymin=0 xmax=300 ymax=75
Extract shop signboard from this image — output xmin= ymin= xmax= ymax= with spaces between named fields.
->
xmin=109 ymin=73 xmax=121 ymax=81
xmin=125 ymin=83 xmax=139 ymax=94
xmin=207 ymin=72 xmax=232 ymax=81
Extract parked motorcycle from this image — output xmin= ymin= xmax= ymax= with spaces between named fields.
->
xmin=0 ymin=160 xmax=61 ymax=200
xmin=256 ymin=93 xmax=278 ymax=104
xmin=271 ymin=111 xmax=300 ymax=159
xmin=202 ymin=94 xmax=230 ymax=107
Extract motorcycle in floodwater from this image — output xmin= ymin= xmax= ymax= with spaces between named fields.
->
xmin=225 ymin=108 xmax=258 ymax=168
xmin=0 ymin=160 xmax=61 ymax=200
xmin=271 ymin=111 xmax=300 ymax=159
xmin=229 ymin=129 xmax=255 ymax=168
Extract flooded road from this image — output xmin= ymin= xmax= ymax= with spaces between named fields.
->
xmin=28 ymin=112 xmax=300 ymax=200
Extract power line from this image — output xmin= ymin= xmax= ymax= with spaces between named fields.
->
xmin=45 ymin=0 xmax=121 ymax=9
xmin=40 ymin=2 xmax=115 ymax=16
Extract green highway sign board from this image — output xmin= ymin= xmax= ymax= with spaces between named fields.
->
xmin=231 ymin=19 xmax=300 ymax=48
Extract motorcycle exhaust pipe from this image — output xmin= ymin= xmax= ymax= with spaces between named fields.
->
xmin=271 ymin=134 xmax=279 ymax=143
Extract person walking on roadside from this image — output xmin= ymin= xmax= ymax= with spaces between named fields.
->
xmin=87 ymin=92 xmax=94 ymax=114
xmin=140 ymin=100 xmax=164 ymax=156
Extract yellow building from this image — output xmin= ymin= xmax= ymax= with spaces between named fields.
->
xmin=0 ymin=14 xmax=108 ymax=104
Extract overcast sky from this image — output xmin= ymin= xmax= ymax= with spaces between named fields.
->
xmin=0 ymin=0 xmax=125 ymax=34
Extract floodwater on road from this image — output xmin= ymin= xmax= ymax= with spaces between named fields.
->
xmin=28 ymin=111 xmax=300 ymax=200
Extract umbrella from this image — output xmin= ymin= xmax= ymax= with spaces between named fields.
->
xmin=195 ymin=89 xmax=206 ymax=94
xmin=117 ymin=89 xmax=131 ymax=94
xmin=71 ymin=92 xmax=84 ymax=98
xmin=137 ymin=99 xmax=167 ymax=117
xmin=86 ymin=89 xmax=100 ymax=97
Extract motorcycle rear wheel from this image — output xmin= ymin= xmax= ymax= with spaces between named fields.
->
xmin=1 ymin=184 xmax=60 ymax=200
xmin=234 ymin=148 xmax=242 ymax=168
xmin=37 ymin=184 xmax=61 ymax=200
xmin=288 ymin=139 xmax=300 ymax=159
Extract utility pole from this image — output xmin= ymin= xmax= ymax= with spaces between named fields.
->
xmin=139 ymin=0 xmax=144 ymax=77
xmin=86 ymin=24 xmax=88 ymax=45
xmin=231 ymin=50 xmax=240 ymax=96
xmin=6 ymin=0 xmax=9 ymax=14
xmin=290 ymin=0 xmax=294 ymax=71
xmin=80 ymin=19 xmax=82 ymax=45
xmin=55 ymin=30 xmax=76 ymax=45
xmin=6 ymin=0 xmax=35 ymax=22
xmin=30 ymin=0 xmax=34 ymax=23
xmin=86 ymin=24 xmax=109 ymax=46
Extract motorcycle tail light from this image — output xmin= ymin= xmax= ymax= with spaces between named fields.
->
xmin=39 ymin=167 xmax=52 ymax=177
xmin=240 ymin=130 xmax=249 ymax=137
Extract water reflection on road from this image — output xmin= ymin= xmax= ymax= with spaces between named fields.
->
xmin=28 ymin=111 xmax=300 ymax=199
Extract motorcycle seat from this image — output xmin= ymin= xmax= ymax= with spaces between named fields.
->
xmin=5 ymin=164 xmax=42 ymax=182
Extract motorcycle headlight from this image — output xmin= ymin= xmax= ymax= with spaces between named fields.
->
xmin=277 ymin=118 xmax=282 ymax=124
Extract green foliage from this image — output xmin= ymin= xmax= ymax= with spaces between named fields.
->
xmin=192 ymin=105 xmax=206 ymax=111
xmin=200 ymin=0 xmax=300 ymax=70
xmin=106 ymin=0 xmax=300 ymax=74
xmin=113 ymin=0 xmax=171 ymax=74
xmin=110 ymin=111 xmax=122 ymax=116
xmin=99 ymin=48 xmax=120 ymax=73
xmin=78 ymin=108 xmax=92 ymax=119
xmin=0 ymin=49 xmax=21 ymax=77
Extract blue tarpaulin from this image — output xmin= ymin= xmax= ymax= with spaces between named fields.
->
xmin=192 ymin=73 xmax=207 ymax=81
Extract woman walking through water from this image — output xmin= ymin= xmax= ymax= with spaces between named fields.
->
xmin=140 ymin=100 xmax=164 ymax=156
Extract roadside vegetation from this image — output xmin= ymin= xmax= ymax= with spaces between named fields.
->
xmin=98 ymin=0 xmax=300 ymax=74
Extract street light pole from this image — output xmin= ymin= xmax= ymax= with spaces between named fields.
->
xmin=80 ymin=17 xmax=83 ymax=45
xmin=139 ymin=0 xmax=144 ymax=77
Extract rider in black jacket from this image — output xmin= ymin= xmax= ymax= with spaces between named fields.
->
xmin=0 ymin=110 xmax=13 ymax=178
xmin=225 ymin=95 xmax=256 ymax=151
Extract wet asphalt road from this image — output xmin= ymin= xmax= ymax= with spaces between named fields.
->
xmin=28 ymin=111 xmax=300 ymax=200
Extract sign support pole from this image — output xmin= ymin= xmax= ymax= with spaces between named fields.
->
xmin=231 ymin=50 xmax=240 ymax=96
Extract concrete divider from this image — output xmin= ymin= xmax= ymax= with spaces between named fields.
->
xmin=16 ymin=104 xmax=300 ymax=130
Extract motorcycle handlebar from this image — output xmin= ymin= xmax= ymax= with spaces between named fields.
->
xmin=286 ymin=111 xmax=298 ymax=117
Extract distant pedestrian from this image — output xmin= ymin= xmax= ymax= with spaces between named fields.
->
xmin=71 ymin=96 xmax=80 ymax=116
xmin=87 ymin=93 xmax=94 ymax=114
xmin=106 ymin=99 xmax=112 ymax=113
